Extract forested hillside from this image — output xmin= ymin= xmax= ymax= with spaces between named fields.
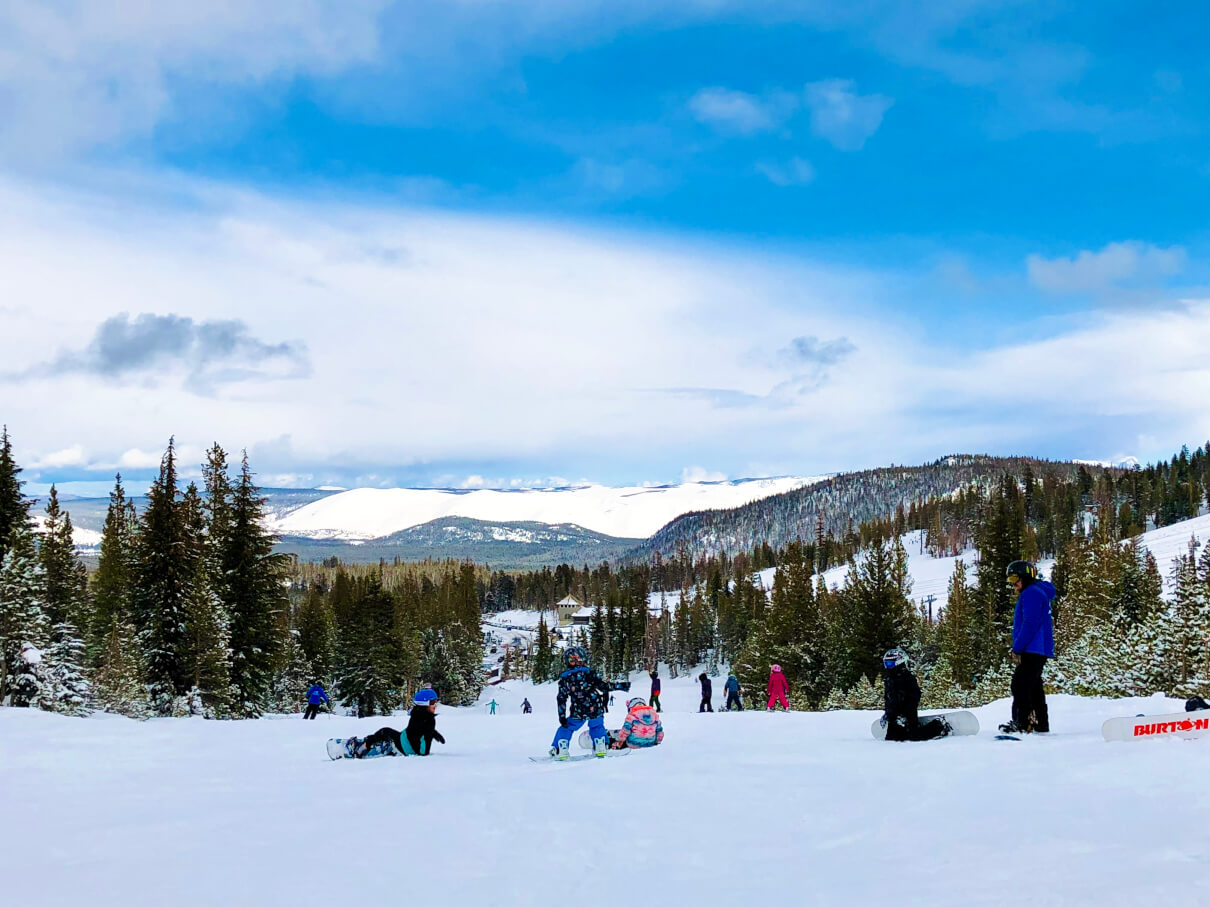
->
xmin=632 ymin=455 xmax=1115 ymax=562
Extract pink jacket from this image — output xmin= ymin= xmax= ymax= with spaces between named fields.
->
xmin=615 ymin=704 xmax=664 ymax=748
xmin=767 ymin=670 xmax=789 ymax=697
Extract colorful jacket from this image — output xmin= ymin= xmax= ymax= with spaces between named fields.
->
xmin=1012 ymin=580 xmax=1056 ymax=658
xmin=649 ymin=673 xmax=661 ymax=695
xmin=767 ymin=670 xmax=789 ymax=697
xmin=558 ymin=667 xmax=626 ymax=720
xmin=615 ymin=703 xmax=664 ymax=748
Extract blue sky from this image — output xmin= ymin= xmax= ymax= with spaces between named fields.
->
xmin=2 ymin=0 xmax=1209 ymax=493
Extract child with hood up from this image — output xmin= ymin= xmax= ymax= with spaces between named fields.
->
xmin=766 ymin=664 xmax=789 ymax=711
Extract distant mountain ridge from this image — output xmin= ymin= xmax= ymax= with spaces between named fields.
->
xmin=630 ymin=455 xmax=1111 ymax=562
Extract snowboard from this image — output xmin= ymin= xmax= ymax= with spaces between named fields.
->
xmin=1102 ymin=710 xmax=1210 ymax=742
xmin=529 ymin=749 xmax=631 ymax=763
xmin=871 ymin=710 xmax=979 ymax=740
xmin=577 ymin=729 xmax=622 ymax=750
xmin=326 ymin=737 xmax=400 ymax=760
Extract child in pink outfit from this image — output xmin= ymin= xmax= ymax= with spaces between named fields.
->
xmin=766 ymin=664 xmax=789 ymax=711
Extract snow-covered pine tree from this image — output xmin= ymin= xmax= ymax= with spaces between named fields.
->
xmin=295 ymin=583 xmax=336 ymax=684
xmin=939 ymin=559 xmax=979 ymax=689
xmin=268 ymin=630 xmax=312 ymax=714
xmin=0 ymin=523 xmax=49 ymax=706
xmin=181 ymin=482 xmax=232 ymax=716
xmin=39 ymin=621 xmax=91 ymax=716
xmin=0 ymin=425 xmax=30 ymax=563
xmin=222 ymin=454 xmax=287 ymax=717
xmin=91 ymin=617 xmax=148 ymax=718
xmin=39 ymin=487 xmax=89 ymax=629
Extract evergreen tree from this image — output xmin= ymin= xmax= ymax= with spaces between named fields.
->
xmin=0 ymin=426 xmax=30 ymax=562
xmin=181 ymin=483 xmax=232 ymax=716
xmin=39 ymin=487 xmax=89 ymax=629
xmin=834 ymin=537 xmax=914 ymax=686
xmin=132 ymin=439 xmax=194 ymax=714
xmin=532 ymin=614 xmax=555 ymax=682
xmin=939 ymin=559 xmax=979 ymax=689
xmin=336 ymin=576 xmax=402 ymax=717
xmin=0 ymin=523 xmax=49 ymax=705
xmin=39 ymin=621 xmax=91 ymax=715
xmin=91 ymin=617 xmax=148 ymax=718
xmin=295 ymin=583 xmax=336 ymax=683
xmin=91 ymin=475 xmax=138 ymax=664
xmin=223 ymin=454 xmax=287 ymax=717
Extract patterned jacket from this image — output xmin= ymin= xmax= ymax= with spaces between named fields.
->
xmin=615 ymin=703 xmax=664 ymax=748
xmin=557 ymin=667 xmax=627 ymax=720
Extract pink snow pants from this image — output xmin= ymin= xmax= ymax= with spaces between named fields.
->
xmin=767 ymin=691 xmax=788 ymax=710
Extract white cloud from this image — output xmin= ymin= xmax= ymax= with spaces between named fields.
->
xmin=4 ymin=174 xmax=1208 ymax=486
xmin=0 ymin=0 xmax=388 ymax=161
xmin=29 ymin=445 xmax=88 ymax=469
xmin=756 ymin=157 xmax=815 ymax=186
xmin=803 ymin=79 xmax=893 ymax=150
xmin=681 ymin=466 xmax=727 ymax=483
xmin=1027 ymin=241 xmax=1186 ymax=294
xmin=688 ymin=87 xmax=794 ymax=135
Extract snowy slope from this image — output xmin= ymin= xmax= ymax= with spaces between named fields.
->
xmin=271 ymin=476 xmax=824 ymax=541
xmin=1134 ymin=512 xmax=1210 ymax=593
xmin=4 ymin=678 xmax=1209 ymax=907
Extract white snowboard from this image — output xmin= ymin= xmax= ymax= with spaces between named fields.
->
xmin=529 ymin=749 xmax=631 ymax=763
xmin=871 ymin=710 xmax=979 ymax=740
xmin=1102 ymin=710 xmax=1210 ymax=742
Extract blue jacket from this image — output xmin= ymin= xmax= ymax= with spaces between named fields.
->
xmin=306 ymin=684 xmax=330 ymax=706
xmin=724 ymin=675 xmax=740 ymax=694
xmin=1012 ymin=580 xmax=1056 ymax=657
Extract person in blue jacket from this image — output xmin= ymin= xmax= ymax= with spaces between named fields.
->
xmin=723 ymin=673 xmax=743 ymax=711
xmin=999 ymin=560 xmax=1056 ymax=735
xmin=303 ymin=682 xmax=330 ymax=719
xmin=549 ymin=646 xmax=629 ymax=759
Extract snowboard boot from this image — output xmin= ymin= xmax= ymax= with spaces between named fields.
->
xmin=592 ymin=736 xmax=608 ymax=758
xmin=998 ymin=720 xmax=1027 ymax=735
xmin=556 ymin=739 xmax=570 ymax=761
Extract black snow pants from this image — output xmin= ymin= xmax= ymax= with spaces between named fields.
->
xmin=724 ymin=692 xmax=742 ymax=711
xmin=699 ymin=696 xmax=713 ymax=712
xmin=1011 ymin=653 xmax=1049 ymax=732
xmin=886 ymin=715 xmax=949 ymax=742
xmin=303 ymin=704 xmax=322 ymax=720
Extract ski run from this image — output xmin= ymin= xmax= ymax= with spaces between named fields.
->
xmin=4 ymin=672 xmax=1210 ymax=907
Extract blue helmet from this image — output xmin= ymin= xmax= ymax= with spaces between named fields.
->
xmin=414 ymin=688 xmax=438 ymax=706
xmin=562 ymin=645 xmax=588 ymax=669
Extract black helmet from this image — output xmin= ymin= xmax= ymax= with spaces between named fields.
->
xmin=562 ymin=645 xmax=587 ymax=669
xmin=1006 ymin=560 xmax=1038 ymax=587
xmin=882 ymin=647 xmax=908 ymax=670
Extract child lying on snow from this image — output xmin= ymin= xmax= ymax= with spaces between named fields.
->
xmin=353 ymin=689 xmax=446 ymax=757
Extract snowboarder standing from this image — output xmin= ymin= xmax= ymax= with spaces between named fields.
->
xmin=303 ymin=682 xmax=330 ymax=719
xmin=881 ymin=648 xmax=950 ymax=741
xmin=488 ymin=699 xmax=498 ymax=715
xmin=766 ymin=664 xmax=789 ymax=711
xmin=723 ymin=673 xmax=743 ymax=711
xmin=550 ymin=646 xmax=630 ymax=759
xmin=649 ymin=669 xmax=662 ymax=712
xmin=698 ymin=672 xmax=713 ymax=712
xmin=522 ymin=698 xmax=532 ymax=714
xmin=1000 ymin=560 xmax=1056 ymax=735
xmin=612 ymin=697 xmax=664 ymax=749
xmin=354 ymin=689 xmax=445 ymax=757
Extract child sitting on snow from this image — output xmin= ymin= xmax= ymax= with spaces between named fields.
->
xmin=881 ymin=648 xmax=950 ymax=742
xmin=610 ymin=697 xmax=664 ymax=749
xmin=355 ymin=688 xmax=446 ymax=757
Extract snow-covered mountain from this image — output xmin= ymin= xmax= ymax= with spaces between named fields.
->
xmin=270 ymin=476 xmax=825 ymax=542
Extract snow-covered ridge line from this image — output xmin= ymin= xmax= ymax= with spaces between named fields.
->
xmin=270 ymin=476 xmax=825 ymax=541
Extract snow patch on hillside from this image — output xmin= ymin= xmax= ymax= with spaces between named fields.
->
xmin=272 ymin=476 xmax=825 ymax=541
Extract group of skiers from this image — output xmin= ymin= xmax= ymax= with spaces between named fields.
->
xmin=316 ymin=558 xmax=1059 ymax=757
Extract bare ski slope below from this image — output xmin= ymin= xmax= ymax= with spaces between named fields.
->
xmin=270 ymin=476 xmax=824 ymax=541
xmin=4 ymin=676 xmax=1208 ymax=907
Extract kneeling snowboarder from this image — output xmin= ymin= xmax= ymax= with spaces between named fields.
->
xmin=881 ymin=648 xmax=950 ymax=742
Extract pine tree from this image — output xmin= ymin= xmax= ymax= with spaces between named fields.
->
xmin=0 ymin=523 xmax=49 ymax=705
xmin=295 ymin=583 xmax=336 ymax=683
xmin=222 ymin=454 xmax=286 ymax=717
xmin=39 ymin=622 xmax=91 ymax=715
xmin=0 ymin=426 xmax=31 ymax=562
xmin=39 ymin=487 xmax=89 ymax=630
xmin=91 ymin=475 xmax=138 ymax=665
xmin=132 ymin=439 xmax=195 ymax=714
xmin=91 ymin=617 xmax=148 ymax=718
xmin=834 ymin=538 xmax=914 ymax=686
xmin=532 ymin=614 xmax=555 ymax=682
xmin=939 ymin=559 xmax=979 ymax=689
xmin=181 ymin=482 xmax=232 ymax=716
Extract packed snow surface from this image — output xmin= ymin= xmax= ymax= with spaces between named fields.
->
xmin=4 ymin=675 xmax=1209 ymax=907
xmin=270 ymin=476 xmax=824 ymax=541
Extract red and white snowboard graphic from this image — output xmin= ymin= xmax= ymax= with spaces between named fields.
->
xmin=1101 ymin=711 xmax=1210 ymax=742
